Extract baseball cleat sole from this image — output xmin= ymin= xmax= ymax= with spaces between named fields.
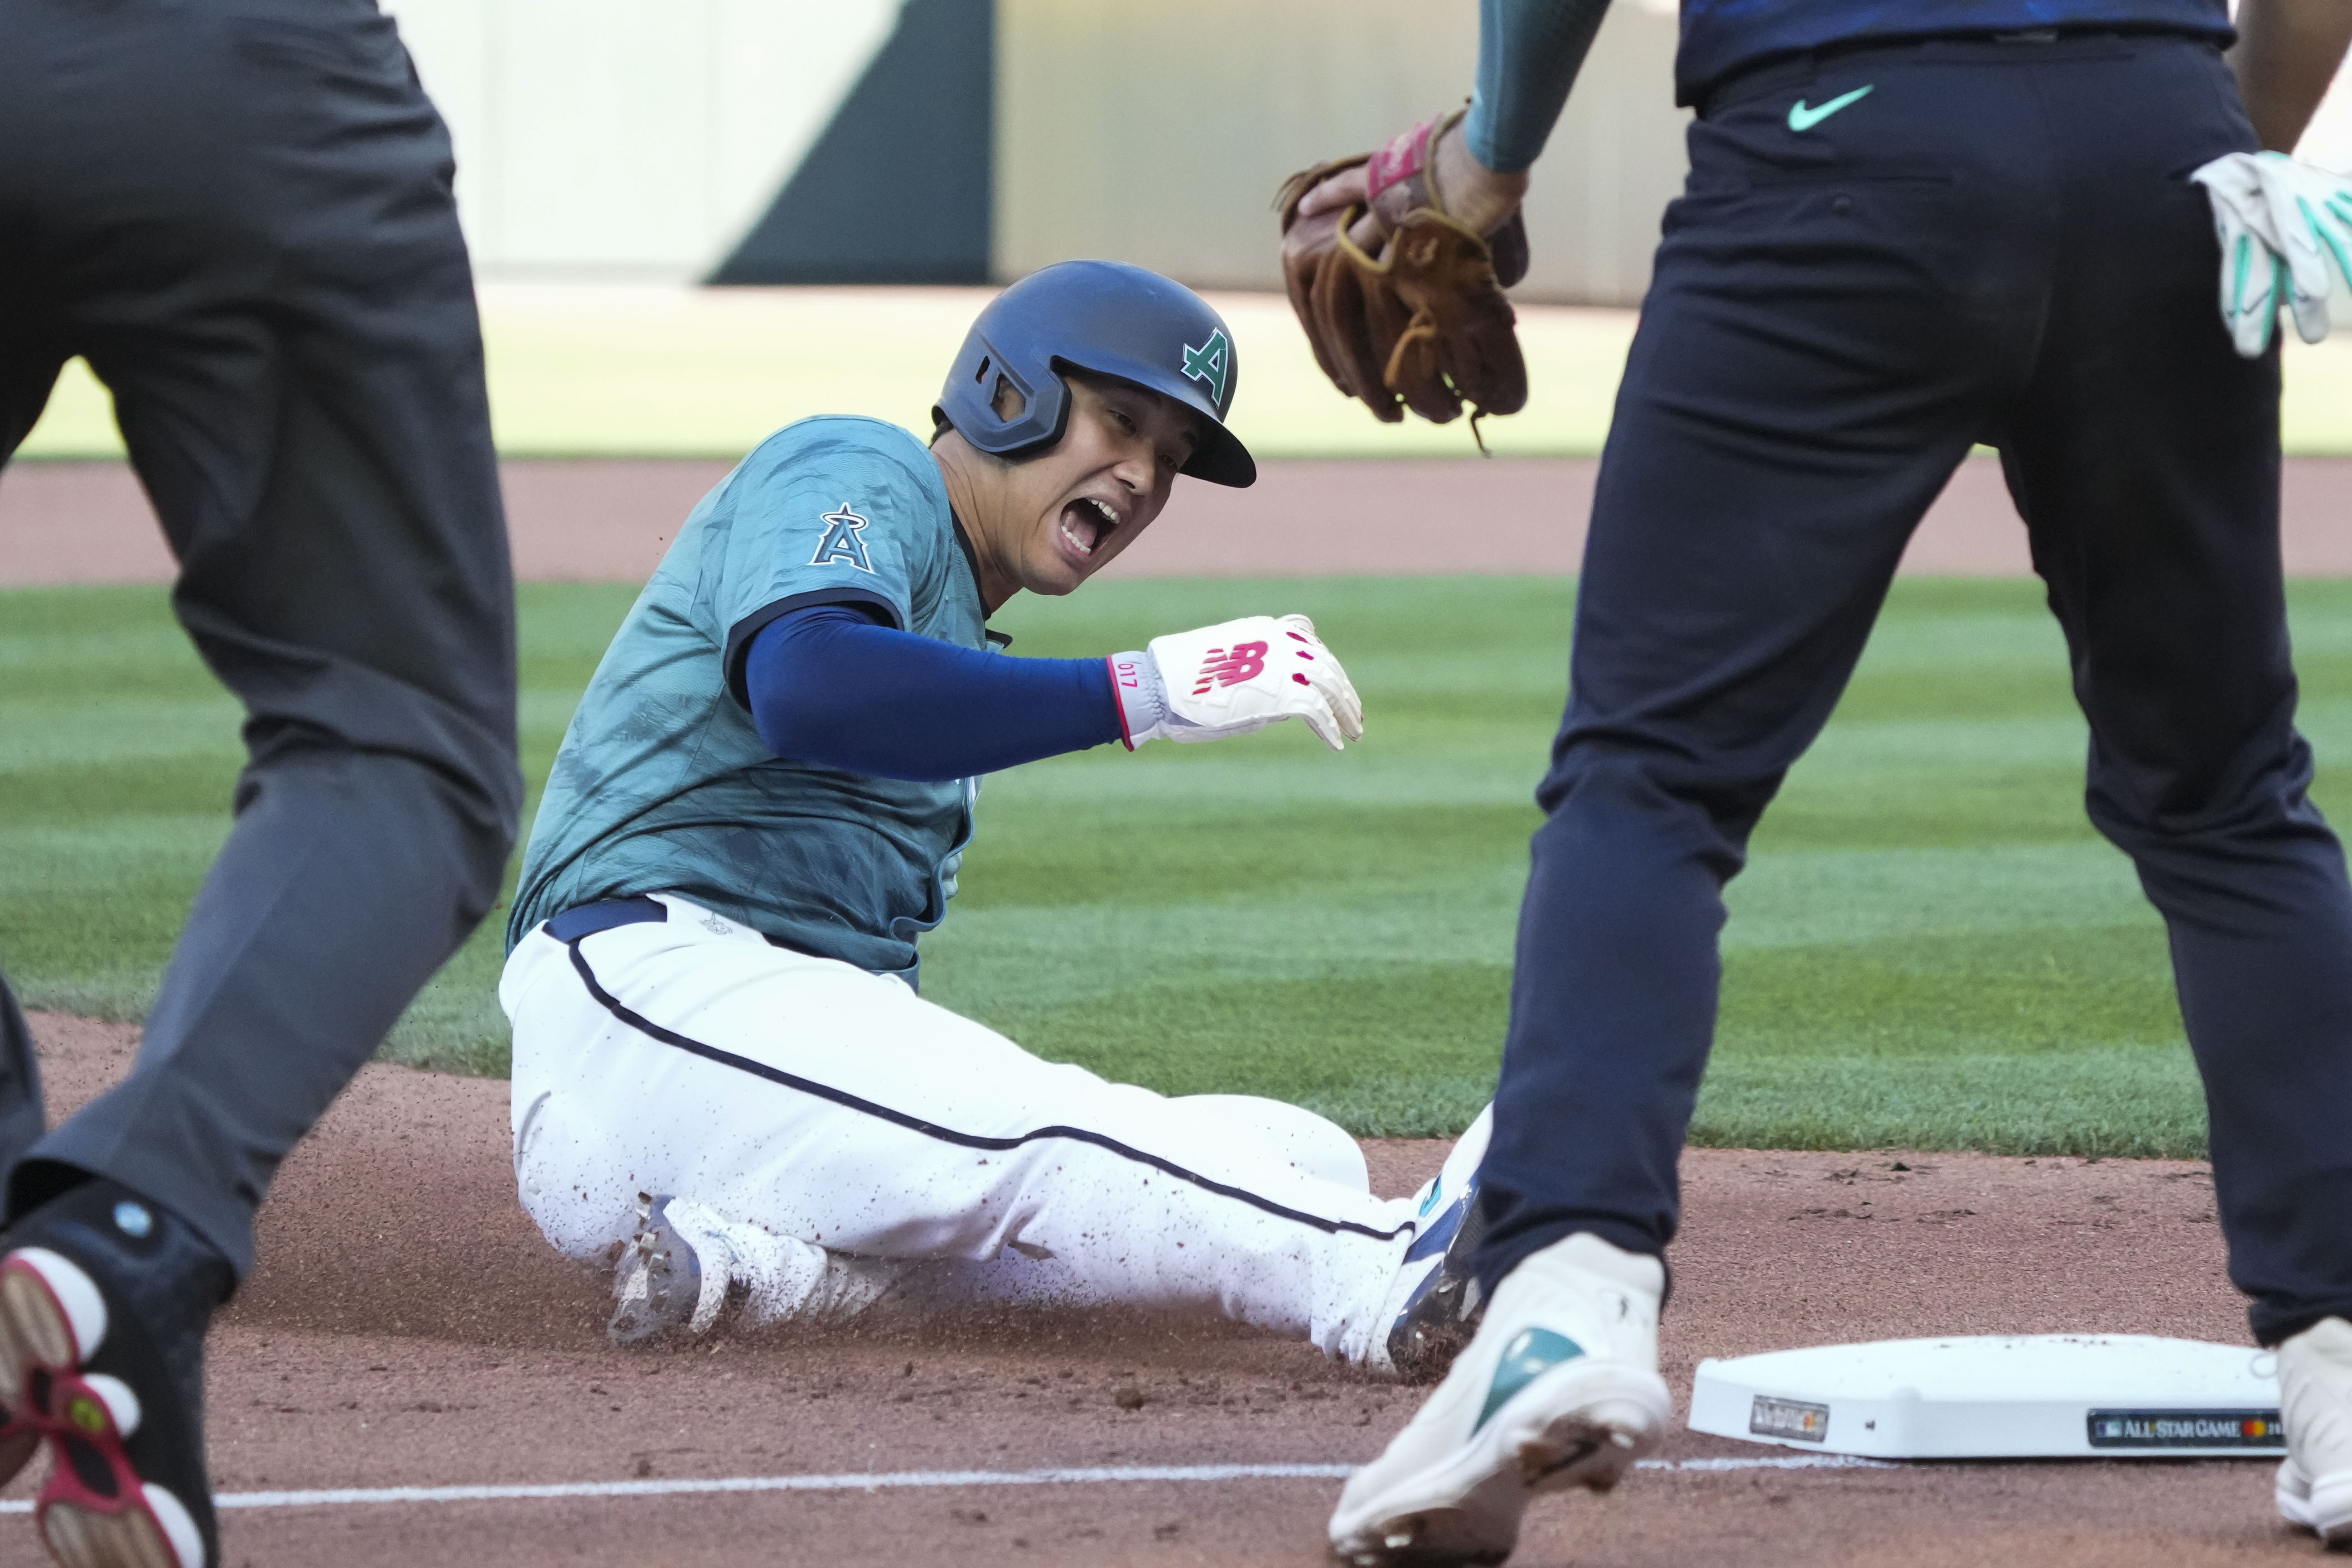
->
xmin=41 ymin=1486 xmax=203 ymax=1568
xmin=1381 ymin=1195 xmax=1489 ymax=1385
xmin=0 ymin=1248 xmax=106 ymax=1371
xmin=0 ymin=1256 xmax=47 ymax=1486
xmin=2278 ymin=1456 xmax=2352 ymax=1544
xmin=2278 ymin=1458 xmax=2312 ymax=1530
xmin=1375 ymin=1105 xmax=1494 ymax=1384
xmin=1333 ymin=1364 xmax=1669 ymax=1566
xmin=608 ymin=1194 xmax=734 ymax=1346
xmin=0 ymin=1250 xmax=205 ymax=1568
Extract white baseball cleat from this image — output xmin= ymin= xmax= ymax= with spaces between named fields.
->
xmin=1370 ymin=1105 xmax=1494 ymax=1382
xmin=2277 ymin=1316 xmax=2352 ymax=1542
xmin=607 ymin=1194 xmax=734 ymax=1346
xmin=1330 ymin=1232 xmax=1670 ymax=1567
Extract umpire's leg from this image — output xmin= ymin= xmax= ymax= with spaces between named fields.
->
xmin=0 ymin=321 xmax=68 ymax=1175
xmin=1999 ymin=37 xmax=2352 ymax=1346
xmin=0 ymin=0 xmax=520 ymax=1278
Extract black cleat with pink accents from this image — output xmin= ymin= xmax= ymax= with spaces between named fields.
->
xmin=0 ymin=1179 xmax=232 ymax=1568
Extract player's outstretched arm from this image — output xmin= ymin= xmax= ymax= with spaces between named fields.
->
xmin=1110 ymin=614 xmax=1364 ymax=753
xmin=743 ymin=606 xmax=1363 ymax=784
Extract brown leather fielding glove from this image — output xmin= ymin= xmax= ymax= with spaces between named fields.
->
xmin=1276 ymin=109 xmax=1530 ymax=442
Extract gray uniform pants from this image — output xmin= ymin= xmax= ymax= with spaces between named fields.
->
xmin=0 ymin=0 xmax=521 ymax=1278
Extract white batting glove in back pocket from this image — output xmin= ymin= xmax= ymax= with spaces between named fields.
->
xmin=1108 ymin=613 xmax=1365 ymax=751
xmin=2192 ymin=150 xmax=2352 ymax=357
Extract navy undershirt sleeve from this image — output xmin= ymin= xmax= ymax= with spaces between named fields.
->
xmin=745 ymin=604 xmax=1124 ymax=782
xmin=1465 ymin=0 xmax=1613 ymax=175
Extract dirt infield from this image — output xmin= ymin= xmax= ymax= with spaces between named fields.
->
xmin=0 ymin=1011 xmax=2313 ymax=1567
xmin=6 ymin=455 xmax=2352 ymax=586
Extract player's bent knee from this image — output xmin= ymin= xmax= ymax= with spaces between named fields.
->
xmin=1174 ymin=1094 xmax=1370 ymax=1192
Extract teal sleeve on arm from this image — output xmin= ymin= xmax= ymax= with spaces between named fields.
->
xmin=1465 ymin=0 xmax=1614 ymax=175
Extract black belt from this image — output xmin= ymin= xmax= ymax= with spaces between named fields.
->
xmin=1700 ymin=26 xmax=2203 ymax=114
xmin=544 ymin=896 xmax=668 ymax=943
xmin=543 ymin=896 xmax=835 ymax=962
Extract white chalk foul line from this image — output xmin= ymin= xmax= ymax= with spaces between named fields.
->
xmin=1647 ymin=1455 xmax=1895 ymax=1473
xmin=0 ymin=1453 xmax=1891 ymax=1515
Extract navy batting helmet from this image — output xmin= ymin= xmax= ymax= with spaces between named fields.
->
xmin=934 ymin=260 xmax=1255 ymax=488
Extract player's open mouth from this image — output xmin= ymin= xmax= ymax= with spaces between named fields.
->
xmin=1058 ymin=496 xmax=1120 ymax=560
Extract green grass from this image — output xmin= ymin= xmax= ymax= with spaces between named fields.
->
xmin=13 ymin=576 xmax=2352 ymax=1154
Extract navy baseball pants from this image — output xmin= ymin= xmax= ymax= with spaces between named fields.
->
xmin=0 ymin=0 xmax=520 ymax=1279
xmin=1471 ymin=31 xmax=2352 ymax=1346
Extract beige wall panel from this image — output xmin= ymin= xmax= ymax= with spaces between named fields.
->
xmin=386 ymin=0 xmax=902 ymax=279
xmin=995 ymin=0 xmax=1691 ymax=304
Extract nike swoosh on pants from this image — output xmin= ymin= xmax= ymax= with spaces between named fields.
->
xmin=1788 ymin=84 xmax=1874 ymax=133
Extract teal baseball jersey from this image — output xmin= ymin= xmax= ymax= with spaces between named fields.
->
xmin=506 ymin=416 xmax=995 ymax=980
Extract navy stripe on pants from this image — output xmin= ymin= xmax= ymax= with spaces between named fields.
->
xmin=1471 ymin=31 xmax=2352 ymax=1346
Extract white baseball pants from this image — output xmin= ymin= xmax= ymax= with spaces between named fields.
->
xmin=499 ymin=896 xmax=1415 ymax=1360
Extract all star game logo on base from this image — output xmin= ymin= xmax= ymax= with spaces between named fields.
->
xmin=1750 ymin=1396 xmax=1831 ymax=1443
xmin=2086 ymin=1410 xmax=2285 ymax=1450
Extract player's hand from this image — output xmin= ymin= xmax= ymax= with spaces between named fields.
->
xmin=1108 ymin=614 xmax=1365 ymax=752
xmin=1289 ymin=114 xmax=1530 ymax=262
xmin=1276 ymin=110 xmax=1533 ymax=435
xmin=2191 ymin=150 xmax=2352 ymax=357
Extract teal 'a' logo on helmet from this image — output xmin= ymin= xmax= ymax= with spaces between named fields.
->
xmin=1182 ymin=329 xmax=1232 ymax=410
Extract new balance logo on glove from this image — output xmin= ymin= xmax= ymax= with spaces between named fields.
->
xmin=1110 ymin=614 xmax=1365 ymax=752
xmin=1192 ymin=641 xmax=1269 ymax=695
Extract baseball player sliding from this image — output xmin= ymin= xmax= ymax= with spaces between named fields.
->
xmin=1275 ymin=0 xmax=2352 ymax=1563
xmin=500 ymin=261 xmax=1489 ymax=1378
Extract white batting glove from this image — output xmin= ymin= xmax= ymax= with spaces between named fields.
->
xmin=2191 ymin=151 xmax=2352 ymax=357
xmin=1106 ymin=614 xmax=1365 ymax=752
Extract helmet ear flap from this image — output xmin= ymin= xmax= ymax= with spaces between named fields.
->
xmin=1024 ymin=357 xmax=1074 ymax=449
xmin=935 ymin=332 xmax=1067 ymax=457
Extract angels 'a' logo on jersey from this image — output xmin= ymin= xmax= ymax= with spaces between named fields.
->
xmin=809 ymin=502 xmax=875 ymax=573
xmin=1190 ymin=640 xmax=1268 ymax=695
